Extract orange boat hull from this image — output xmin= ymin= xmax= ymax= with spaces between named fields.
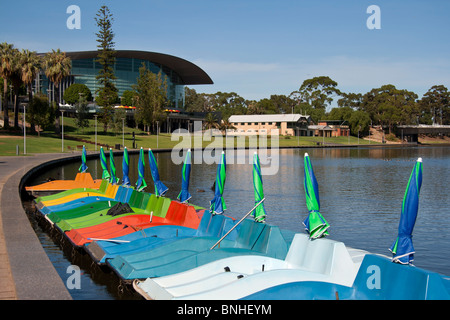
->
xmin=26 ymin=172 xmax=103 ymax=196
xmin=65 ymin=201 xmax=202 ymax=247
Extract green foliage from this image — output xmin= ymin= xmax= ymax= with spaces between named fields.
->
xmin=26 ymin=94 xmax=55 ymax=136
xmin=291 ymin=76 xmax=341 ymax=111
xmin=418 ymin=85 xmax=450 ymax=125
xmin=74 ymin=94 xmax=90 ymax=133
xmin=360 ymin=84 xmax=418 ymax=133
xmin=121 ymin=90 xmax=136 ymax=106
xmin=63 ymin=83 xmax=92 ymax=104
xmin=95 ymin=5 xmax=118 ymax=132
xmin=133 ymin=63 xmax=168 ymax=133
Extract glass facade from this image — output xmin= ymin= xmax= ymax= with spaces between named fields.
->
xmin=71 ymin=57 xmax=185 ymax=108
xmin=37 ymin=56 xmax=185 ymax=108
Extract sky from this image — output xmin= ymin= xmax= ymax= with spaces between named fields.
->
xmin=1 ymin=0 xmax=450 ymax=105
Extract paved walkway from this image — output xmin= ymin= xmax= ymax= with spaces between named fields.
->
xmin=0 ymin=153 xmax=74 ymax=300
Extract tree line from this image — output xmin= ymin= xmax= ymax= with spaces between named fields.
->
xmin=185 ymin=76 xmax=450 ymax=136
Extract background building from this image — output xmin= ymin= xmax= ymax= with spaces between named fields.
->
xmin=35 ymin=50 xmax=213 ymax=109
xmin=228 ymin=114 xmax=312 ymax=136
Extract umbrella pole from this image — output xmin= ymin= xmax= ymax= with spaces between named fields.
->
xmin=210 ymin=198 xmax=265 ymax=250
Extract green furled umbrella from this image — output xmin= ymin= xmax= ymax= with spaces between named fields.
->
xmin=109 ymin=148 xmax=119 ymax=185
xmin=302 ymin=153 xmax=329 ymax=239
xmin=252 ymin=152 xmax=267 ymax=222
xmin=210 ymin=151 xmax=227 ymax=214
xmin=79 ymin=145 xmax=88 ymax=173
xmin=99 ymin=147 xmax=110 ymax=180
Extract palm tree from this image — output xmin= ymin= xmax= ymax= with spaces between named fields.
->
xmin=43 ymin=49 xmax=71 ymax=133
xmin=20 ymin=49 xmax=41 ymax=133
xmin=0 ymin=42 xmax=16 ymax=128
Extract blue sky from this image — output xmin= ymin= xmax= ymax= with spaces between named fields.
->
xmin=1 ymin=0 xmax=449 ymax=104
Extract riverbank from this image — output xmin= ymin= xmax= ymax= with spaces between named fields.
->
xmin=0 ymin=153 xmax=74 ymax=300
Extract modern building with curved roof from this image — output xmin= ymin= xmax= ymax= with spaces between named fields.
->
xmin=36 ymin=50 xmax=213 ymax=108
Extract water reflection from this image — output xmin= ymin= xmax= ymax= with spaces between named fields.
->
xmin=27 ymin=146 xmax=450 ymax=299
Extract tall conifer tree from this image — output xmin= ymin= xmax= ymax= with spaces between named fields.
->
xmin=95 ymin=5 xmax=118 ymax=132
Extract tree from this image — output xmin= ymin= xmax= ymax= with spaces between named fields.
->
xmin=121 ymin=90 xmax=136 ymax=106
xmin=290 ymin=76 xmax=341 ymax=111
xmin=75 ymin=94 xmax=89 ymax=133
xmin=20 ymin=49 xmax=41 ymax=132
xmin=0 ymin=42 xmax=16 ymax=129
xmin=361 ymin=84 xmax=418 ymax=134
xmin=26 ymin=94 xmax=55 ymax=137
xmin=9 ymin=48 xmax=22 ymax=128
xmin=184 ymin=87 xmax=207 ymax=112
xmin=418 ymin=85 xmax=450 ymax=125
xmin=43 ymin=48 xmax=71 ymax=134
xmin=349 ymin=110 xmax=371 ymax=136
xmin=63 ymin=83 xmax=92 ymax=105
xmin=337 ymin=92 xmax=363 ymax=110
xmin=133 ymin=63 xmax=168 ymax=134
xmin=95 ymin=5 xmax=118 ymax=132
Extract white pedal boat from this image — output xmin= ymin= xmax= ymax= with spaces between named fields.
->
xmin=133 ymin=233 xmax=370 ymax=300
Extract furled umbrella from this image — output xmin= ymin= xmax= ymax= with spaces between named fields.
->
xmin=302 ymin=153 xmax=330 ymax=239
xmin=99 ymin=147 xmax=110 ymax=180
xmin=148 ymin=148 xmax=168 ymax=196
xmin=136 ymin=147 xmax=147 ymax=192
xmin=252 ymin=152 xmax=267 ymax=222
xmin=109 ymin=148 xmax=119 ymax=185
xmin=122 ymin=147 xmax=131 ymax=186
xmin=210 ymin=151 xmax=227 ymax=215
xmin=389 ymin=157 xmax=423 ymax=264
xmin=177 ymin=149 xmax=192 ymax=203
xmin=79 ymin=145 xmax=88 ymax=173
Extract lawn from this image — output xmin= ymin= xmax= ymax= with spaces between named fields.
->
xmin=0 ymin=116 xmax=371 ymax=156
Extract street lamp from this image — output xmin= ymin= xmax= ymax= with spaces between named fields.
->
xmin=61 ymin=110 xmax=64 ymax=152
xmin=122 ymin=117 xmax=125 ymax=148
xmin=23 ymin=104 xmax=26 ymax=155
xmin=94 ymin=115 xmax=98 ymax=151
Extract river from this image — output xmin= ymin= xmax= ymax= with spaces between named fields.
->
xmin=24 ymin=145 xmax=450 ymax=299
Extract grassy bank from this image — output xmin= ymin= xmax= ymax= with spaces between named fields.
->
xmin=1 ymin=116 xmax=374 ymax=156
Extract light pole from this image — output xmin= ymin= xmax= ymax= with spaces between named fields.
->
xmin=62 ymin=110 xmax=65 ymax=152
xmin=23 ymin=104 xmax=26 ymax=155
xmin=94 ymin=115 xmax=98 ymax=151
xmin=122 ymin=117 xmax=125 ymax=148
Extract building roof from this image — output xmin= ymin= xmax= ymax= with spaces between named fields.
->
xmin=65 ymin=50 xmax=213 ymax=85
xmin=228 ymin=114 xmax=309 ymax=123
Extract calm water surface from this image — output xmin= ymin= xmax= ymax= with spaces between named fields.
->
xmin=25 ymin=145 xmax=450 ymax=299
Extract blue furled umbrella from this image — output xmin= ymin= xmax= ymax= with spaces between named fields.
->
xmin=148 ymin=148 xmax=168 ymax=196
xmin=136 ymin=147 xmax=147 ymax=192
xmin=122 ymin=147 xmax=131 ymax=186
xmin=210 ymin=151 xmax=227 ymax=215
xmin=177 ymin=149 xmax=192 ymax=203
xmin=99 ymin=147 xmax=110 ymax=180
xmin=389 ymin=157 xmax=423 ymax=264
xmin=79 ymin=145 xmax=88 ymax=173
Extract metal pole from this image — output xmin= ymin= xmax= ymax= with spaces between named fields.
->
xmin=122 ymin=118 xmax=125 ymax=147
xmin=94 ymin=115 xmax=98 ymax=151
xmin=61 ymin=111 xmax=64 ymax=152
xmin=210 ymin=198 xmax=265 ymax=250
xmin=23 ymin=105 xmax=26 ymax=155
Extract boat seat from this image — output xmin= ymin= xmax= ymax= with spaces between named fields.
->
xmin=285 ymin=234 xmax=357 ymax=276
xmin=351 ymin=254 xmax=450 ymax=299
xmin=251 ymin=225 xmax=289 ymax=259
xmin=163 ymin=201 xmax=200 ymax=229
xmin=146 ymin=195 xmax=171 ymax=218
xmin=194 ymin=210 xmax=214 ymax=236
xmin=232 ymin=219 xmax=266 ymax=250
